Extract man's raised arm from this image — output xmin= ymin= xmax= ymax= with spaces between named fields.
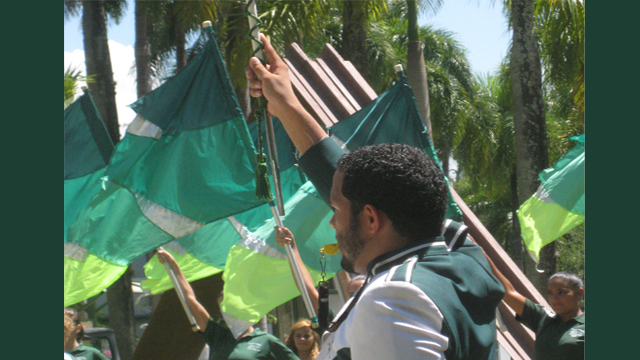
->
xmin=246 ymin=34 xmax=326 ymax=155
xmin=246 ymin=34 xmax=345 ymax=204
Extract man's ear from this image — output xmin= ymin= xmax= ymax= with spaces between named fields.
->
xmin=361 ymin=204 xmax=385 ymax=234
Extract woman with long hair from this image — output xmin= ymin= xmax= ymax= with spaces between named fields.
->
xmin=285 ymin=319 xmax=319 ymax=360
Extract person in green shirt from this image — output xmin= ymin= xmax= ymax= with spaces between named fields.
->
xmin=479 ymin=245 xmax=584 ymax=360
xmin=64 ymin=308 xmax=110 ymax=360
xmin=157 ymin=248 xmax=299 ymax=360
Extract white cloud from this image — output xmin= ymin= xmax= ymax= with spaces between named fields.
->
xmin=64 ymin=40 xmax=137 ymax=138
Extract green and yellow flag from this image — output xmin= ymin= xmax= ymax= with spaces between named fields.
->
xmin=64 ymin=89 xmax=125 ymax=307
xmin=64 ymin=26 xmax=265 ymax=307
xmin=517 ymin=134 xmax=585 ymax=263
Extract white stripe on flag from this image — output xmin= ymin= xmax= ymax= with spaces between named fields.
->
xmin=163 ymin=241 xmax=188 ymax=256
xmin=126 ymin=114 xmax=163 ymax=139
xmin=237 ymin=234 xmax=287 ymax=260
xmin=135 ymin=191 xmax=204 ymax=238
xmin=64 ymin=242 xmax=89 ymax=261
xmin=535 ymin=186 xmax=556 ymax=204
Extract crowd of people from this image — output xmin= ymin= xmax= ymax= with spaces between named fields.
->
xmin=65 ymin=33 xmax=584 ymax=360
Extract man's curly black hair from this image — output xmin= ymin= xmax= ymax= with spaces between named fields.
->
xmin=336 ymin=143 xmax=447 ymax=242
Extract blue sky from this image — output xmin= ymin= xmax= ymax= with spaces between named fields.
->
xmin=64 ymin=1 xmax=510 ymax=133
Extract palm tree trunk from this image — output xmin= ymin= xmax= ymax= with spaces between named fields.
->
xmin=106 ymin=266 xmax=136 ymax=360
xmin=225 ymin=3 xmax=250 ymax=118
xmin=82 ymin=0 xmax=120 ymax=144
xmin=341 ymin=1 xmax=369 ymax=80
xmin=510 ymin=169 xmax=524 ymax=270
xmin=83 ymin=2 xmax=135 ymax=358
xmin=135 ymin=0 xmax=152 ymax=97
xmin=406 ymin=0 xmax=432 ymax=142
xmin=440 ymin=149 xmax=450 ymax=178
xmin=510 ymin=0 xmax=554 ymax=292
xmin=175 ymin=24 xmax=187 ymax=72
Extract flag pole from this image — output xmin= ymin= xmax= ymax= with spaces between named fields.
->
xmin=160 ymin=249 xmax=201 ymax=332
xmin=242 ymin=3 xmax=319 ymax=329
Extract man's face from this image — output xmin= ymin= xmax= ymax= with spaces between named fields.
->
xmin=330 ymin=170 xmax=366 ymax=273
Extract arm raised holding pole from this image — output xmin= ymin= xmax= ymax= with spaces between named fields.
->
xmin=243 ymin=2 xmax=320 ymax=329
xmin=157 ymin=247 xmax=207 ymax=332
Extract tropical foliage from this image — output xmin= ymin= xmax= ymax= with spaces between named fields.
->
xmin=64 ymin=66 xmax=91 ymax=108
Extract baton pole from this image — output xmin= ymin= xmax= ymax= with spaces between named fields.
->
xmin=270 ymin=203 xmax=319 ymax=328
xmin=244 ymin=0 xmax=318 ymax=328
xmin=162 ymin=255 xmax=201 ymax=332
xmin=264 ymin=113 xmax=285 ymax=215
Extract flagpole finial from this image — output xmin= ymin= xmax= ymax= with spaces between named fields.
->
xmin=202 ymin=21 xmax=212 ymax=28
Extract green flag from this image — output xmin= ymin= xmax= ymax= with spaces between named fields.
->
xmin=329 ymin=71 xmax=463 ymax=221
xmin=64 ymin=26 xmax=265 ymax=307
xmin=64 ymin=90 xmax=126 ymax=307
xmin=517 ymin=134 xmax=585 ymax=263
xmin=139 ymin=115 xmax=342 ymax=338
xmin=65 ymin=90 xmax=114 ymax=242
xmin=141 ymin=117 xmax=313 ymax=294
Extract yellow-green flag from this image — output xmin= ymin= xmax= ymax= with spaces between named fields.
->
xmin=518 ymin=134 xmax=585 ymax=263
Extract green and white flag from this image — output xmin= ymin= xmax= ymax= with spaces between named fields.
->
xmin=139 ymin=115 xmax=343 ymax=338
xmin=64 ymin=90 xmax=123 ymax=307
xmin=141 ymin=117 xmax=321 ymax=294
xmin=517 ymin=134 xmax=585 ymax=263
xmin=64 ymin=26 xmax=265 ymax=307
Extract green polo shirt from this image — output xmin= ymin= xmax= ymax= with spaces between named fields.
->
xmin=516 ymin=298 xmax=585 ymax=360
xmin=69 ymin=344 xmax=109 ymax=360
xmin=202 ymin=318 xmax=299 ymax=360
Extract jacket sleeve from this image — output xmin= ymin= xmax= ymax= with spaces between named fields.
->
xmin=298 ymin=137 xmax=346 ymax=206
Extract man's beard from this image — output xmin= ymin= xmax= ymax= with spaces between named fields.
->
xmin=340 ymin=256 xmax=356 ymax=273
xmin=337 ymin=212 xmax=366 ymax=274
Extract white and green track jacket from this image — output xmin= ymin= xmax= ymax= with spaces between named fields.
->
xmin=299 ymin=138 xmax=505 ymax=360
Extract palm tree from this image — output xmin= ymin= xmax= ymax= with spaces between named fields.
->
xmin=341 ymin=0 xmax=374 ymax=80
xmin=405 ymin=0 xmax=443 ymax=141
xmin=65 ymin=2 xmax=137 ymax=359
xmin=509 ymin=0 xmax=552 ymax=291
xmin=454 ymin=68 xmax=524 ymax=269
xmin=135 ymin=0 xmax=153 ymax=98
xmin=420 ymin=26 xmax=474 ymax=176
xmin=536 ymin=0 xmax=584 ymax=155
xmin=141 ymin=0 xmax=218 ymax=75
xmin=65 ymin=0 xmax=126 ymax=145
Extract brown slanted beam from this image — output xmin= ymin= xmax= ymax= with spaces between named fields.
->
xmin=286 ymin=43 xmax=357 ymax=121
xmin=319 ymin=44 xmax=378 ymax=107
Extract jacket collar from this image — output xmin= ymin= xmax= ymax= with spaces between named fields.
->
xmin=367 ymin=236 xmax=447 ymax=276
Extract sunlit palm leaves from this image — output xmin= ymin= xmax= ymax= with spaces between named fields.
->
xmin=536 ymin=0 xmax=584 ymax=149
xmin=64 ymin=66 xmax=92 ymax=108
